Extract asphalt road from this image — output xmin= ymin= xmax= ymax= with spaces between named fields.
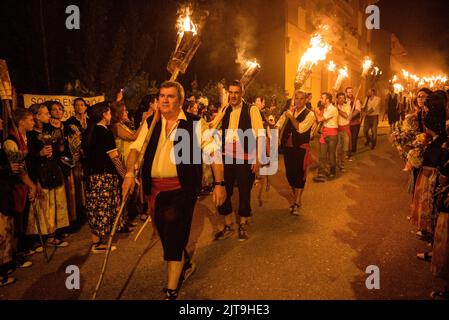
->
xmin=1 ymin=133 xmax=445 ymax=300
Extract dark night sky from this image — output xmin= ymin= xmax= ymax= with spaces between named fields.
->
xmin=378 ymin=0 xmax=449 ymax=73
xmin=1 ymin=0 xmax=448 ymax=96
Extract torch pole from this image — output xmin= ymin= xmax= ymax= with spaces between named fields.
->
xmin=92 ymin=69 xmax=183 ymax=300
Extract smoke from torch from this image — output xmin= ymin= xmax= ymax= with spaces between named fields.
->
xmin=295 ymin=34 xmax=331 ymax=89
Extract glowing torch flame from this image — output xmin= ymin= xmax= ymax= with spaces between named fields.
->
xmin=402 ymin=69 xmax=409 ymax=80
xmin=327 ymin=61 xmax=336 ymax=72
xmin=393 ymin=83 xmax=404 ymax=93
xmin=361 ymin=57 xmax=373 ymax=77
xmin=333 ymin=66 xmax=348 ymax=91
xmin=391 ymin=75 xmax=398 ymax=83
xmin=176 ymin=7 xmax=198 ymax=37
xmin=240 ymin=58 xmax=261 ymax=90
xmin=295 ymin=34 xmax=331 ymax=89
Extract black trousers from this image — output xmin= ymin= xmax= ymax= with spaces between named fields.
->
xmin=218 ymin=161 xmax=255 ymax=218
xmin=350 ymin=124 xmax=361 ymax=153
xmin=284 ymin=147 xmax=306 ymax=189
xmin=154 ymin=189 xmax=197 ymax=261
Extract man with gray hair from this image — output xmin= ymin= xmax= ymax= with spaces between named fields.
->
xmin=122 ymin=81 xmax=226 ymax=300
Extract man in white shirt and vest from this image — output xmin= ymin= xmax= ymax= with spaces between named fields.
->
xmin=363 ymin=88 xmax=381 ymax=150
xmin=214 ymin=80 xmax=265 ymax=242
xmin=122 ymin=81 xmax=226 ymax=300
xmin=276 ymin=90 xmax=315 ymax=215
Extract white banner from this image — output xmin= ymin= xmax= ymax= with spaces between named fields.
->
xmin=23 ymin=94 xmax=105 ymax=121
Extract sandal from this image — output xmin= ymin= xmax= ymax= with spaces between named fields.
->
xmin=163 ymin=287 xmax=179 ymax=300
xmin=290 ymin=203 xmax=301 ymax=216
xmin=91 ymin=242 xmax=117 ymax=254
xmin=430 ymin=290 xmax=449 ymax=300
xmin=417 ymin=252 xmax=432 ymax=261
xmin=47 ymin=238 xmax=69 ymax=247
xmin=0 ymin=276 xmax=16 ymax=287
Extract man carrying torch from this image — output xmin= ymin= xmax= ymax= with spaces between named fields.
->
xmin=122 ymin=82 xmax=226 ymax=300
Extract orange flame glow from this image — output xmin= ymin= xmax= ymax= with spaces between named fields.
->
xmin=176 ymin=7 xmax=198 ymax=37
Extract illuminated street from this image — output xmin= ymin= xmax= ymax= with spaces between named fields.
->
xmin=0 ymin=132 xmax=443 ymax=300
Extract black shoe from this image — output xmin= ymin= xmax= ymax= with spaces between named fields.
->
xmin=238 ymin=224 xmax=248 ymax=241
xmin=214 ymin=225 xmax=234 ymax=240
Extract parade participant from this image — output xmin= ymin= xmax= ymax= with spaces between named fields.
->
xmin=27 ymin=104 xmax=70 ymax=249
xmin=362 ymin=88 xmax=381 ymax=150
xmin=386 ymin=87 xmax=400 ymax=132
xmin=336 ymin=92 xmax=351 ymax=171
xmin=214 ymin=80 xmax=265 ymax=241
xmin=276 ymin=90 xmax=315 ymax=215
xmin=346 ymin=87 xmax=362 ymax=161
xmin=122 ymin=81 xmax=226 ymax=300
xmin=84 ymin=102 xmax=129 ymax=254
xmin=313 ymin=92 xmax=339 ymax=181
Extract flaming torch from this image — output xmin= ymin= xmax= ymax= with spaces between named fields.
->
xmin=327 ymin=61 xmax=336 ymax=72
xmin=167 ymin=6 xmax=201 ymax=81
xmin=393 ymin=83 xmax=404 ymax=94
xmin=93 ymin=5 xmax=205 ymax=300
xmin=361 ymin=56 xmax=373 ymax=78
xmin=333 ymin=66 xmax=348 ymax=91
xmin=294 ymin=34 xmax=331 ymax=90
xmin=240 ymin=59 xmax=261 ymax=90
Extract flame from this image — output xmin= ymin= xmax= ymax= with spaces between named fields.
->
xmin=410 ymin=74 xmax=420 ymax=82
xmin=362 ymin=57 xmax=373 ymax=76
xmin=327 ymin=61 xmax=336 ymax=72
xmin=393 ymin=83 xmax=404 ymax=93
xmin=177 ymin=7 xmax=198 ymax=36
xmin=298 ymin=34 xmax=331 ymax=71
xmin=371 ymin=66 xmax=381 ymax=76
xmin=391 ymin=75 xmax=398 ymax=83
xmin=402 ymin=69 xmax=409 ymax=80
xmin=245 ymin=59 xmax=260 ymax=69
xmin=338 ymin=66 xmax=348 ymax=78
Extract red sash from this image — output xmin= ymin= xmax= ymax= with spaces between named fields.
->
xmin=338 ymin=125 xmax=352 ymax=149
xmin=148 ymin=177 xmax=182 ymax=213
xmin=319 ymin=127 xmax=338 ymax=144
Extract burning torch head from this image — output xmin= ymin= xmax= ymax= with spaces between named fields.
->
xmin=240 ymin=59 xmax=261 ymax=90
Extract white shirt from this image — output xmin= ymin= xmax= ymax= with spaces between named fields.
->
xmin=323 ymin=104 xmax=339 ymax=129
xmin=276 ymin=107 xmax=316 ymax=133
xmin=365 ymin=96 xmax=381 ymax=116
xmin=337 ymin=103 xmax=351 ymax=126
xmin=129 ymin=110 xmax=219 ymax=178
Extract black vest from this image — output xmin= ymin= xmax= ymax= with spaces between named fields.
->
xmin=281 ymin=108 xmax=312 ymax=148
xmin=221 ymin=102 xmax=256 ymax=155
xmin=142 ymin=112 xmax=203 ymax=197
